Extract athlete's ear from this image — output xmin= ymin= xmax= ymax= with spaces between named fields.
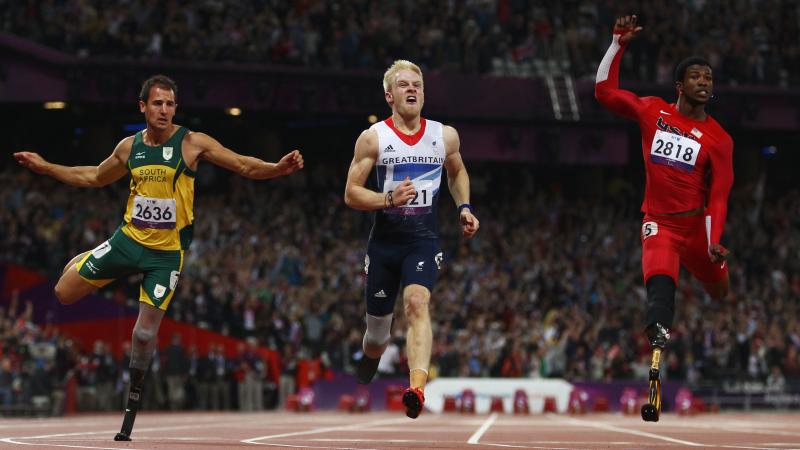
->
xmin=385 ymin=91 xmax=393 ymax=105
xmin=675 ymin=81 xmax=683 ymax=96
xmin=139 ymin=100 xmax=146 ymax=113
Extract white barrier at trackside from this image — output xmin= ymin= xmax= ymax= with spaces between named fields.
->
xmin=424 ymin=378 xmax=574 ymax=414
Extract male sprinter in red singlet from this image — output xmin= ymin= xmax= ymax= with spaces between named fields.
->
xmin=15 ymin=75 xmax=303 ymax=439
xmin=595 ymin=15 xmax=734 ymax=421
xmin=345 ymin=60 xmax=479 ymax=419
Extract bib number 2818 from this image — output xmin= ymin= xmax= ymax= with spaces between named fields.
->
xmin=650 ymin=130 xmax=701 ymax=172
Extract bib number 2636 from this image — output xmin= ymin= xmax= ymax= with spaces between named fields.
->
xmin=132 ymin=196 xmax=177 ymax=229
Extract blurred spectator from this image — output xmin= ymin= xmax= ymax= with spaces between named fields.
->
xmin=0 ymin=358 xmax=15 ymax=406
xmin=163 ymin=333 xmax=187 ymax=411
xmin=92 ymin=340 xmax=117 ymax=411
xmin=2 ymin=1 xmax=798 ymax=86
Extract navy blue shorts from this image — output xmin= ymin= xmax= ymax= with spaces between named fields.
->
xmin=364 ymin=238 xmax=443 ymax=316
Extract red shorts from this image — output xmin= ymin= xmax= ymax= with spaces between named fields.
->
xmin=641 ymin=214 xmax=728 ymax=284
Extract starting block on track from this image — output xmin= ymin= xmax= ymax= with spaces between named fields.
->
xmin=338 ymin=394 xmax=354 ymax=411
xmin=568 ymin=388 xmax=589 ymax=414
xmin=386 ymin=385 xmax=405 ymax=411
xmin=286 ymin=393 xmax=299 ymax=411
xmin=513 ymin=389 xmax=529 ymax=415
xmin=620 ymin=387 xmax=638 ymax=415
xmin=297 ymin=387 xmax=315 ymax=412
xmin=591 ymin=394 xmax=609 ymax=412
xmin=353 ymin=388 xmax=370 ymax=412
xmin=490 ymin=396 xmax=504 ymax=413
xmin=460 ymin=389 xmax=476 ymax=414
xmin=443 ymin=395 xmax=458 ymax=412
xmin=542 ymin=396 xmax=558 ymax=413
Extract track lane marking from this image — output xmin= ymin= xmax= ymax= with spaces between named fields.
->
xmin=468 ymin=412 xmax=498 ymax=444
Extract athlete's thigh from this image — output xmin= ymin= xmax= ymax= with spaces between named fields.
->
xmin=55 ymin=265 xmax=98 ymax=302
xmin=400 ymin=239 xmax=443 ymax=292
xmin=640 ymin=219 xmax=680 ymax=282
xmin=76 ymin=231 xmax=142 ymax=288
xmin=364 ymin=240 xmax=403 ymax=316
xmin=139 ymin=248 xmax=184 ymax=311
xmin=680 ymin=223 xmax=728 ymax=285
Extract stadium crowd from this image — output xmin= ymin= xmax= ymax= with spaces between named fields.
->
xmin=1 ymin=160 xmax=799 ymax=413
xmin=2 ymin=0 xmax=799 ymax=86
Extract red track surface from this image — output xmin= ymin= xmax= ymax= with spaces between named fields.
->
xmin=1 ymin=411 xmax=800 ymax=449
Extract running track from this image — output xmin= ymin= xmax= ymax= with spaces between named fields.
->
xmin=1 ymin=411 xmax=799 ymax=449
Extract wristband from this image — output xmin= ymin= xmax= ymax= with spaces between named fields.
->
xmin=386 ymin=191 xmax=395 ymax=208
xmin=458 ymin=203 xmax=472 ymax=213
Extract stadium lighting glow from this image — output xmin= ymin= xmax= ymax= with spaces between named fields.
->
xmin=43 ymin=101 xmax=67 ymax=110
xmin=367 ymin=114 xmax=378 ymax=124
xmin=225 ymin=107 xmax=242 ymax=116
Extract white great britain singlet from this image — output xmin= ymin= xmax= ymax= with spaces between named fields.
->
xmin=370 ymin=117 xmax=445 ymax=241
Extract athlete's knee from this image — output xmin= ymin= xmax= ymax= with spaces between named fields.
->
xmin=645 ymin=274 xmax=676 ymax=329
xmin=54 ymin=279 xmax=78 ymax=305
xmin=133 ymin=325 xmax=157 ymax=345
xmin=363 ymin=313 xmax=392 ymax=356
xmin=403 ymin=290 xmax=430 ymax=320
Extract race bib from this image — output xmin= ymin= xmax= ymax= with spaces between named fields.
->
xmin=650 ymin=130 xmax=701 ymax=172
xmin=642 ymin=221 xmax=658 ymax=240
xmin=384 ymin=180 xmax=434 ymax=215
xmin=131 ymin=196 xmax=176 ymax=229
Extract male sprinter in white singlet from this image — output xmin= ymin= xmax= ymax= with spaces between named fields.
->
xmin=345 ymin=60 xmax=479 ymax=419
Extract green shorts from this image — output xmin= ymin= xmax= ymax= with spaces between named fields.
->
xmin=77 ymin=229 xmax=184 ymax=310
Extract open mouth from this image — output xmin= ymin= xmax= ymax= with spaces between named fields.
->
xmin=695 ymin=90 xmax=710 ymax=98
xmin=406 ymin=96 xmax=417 ymax=105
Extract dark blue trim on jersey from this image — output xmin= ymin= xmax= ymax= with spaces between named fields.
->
xmin=376 ymin=165 xmax=387 ymax=191
xmin=392 ymin=163 xmax=441 ymax=181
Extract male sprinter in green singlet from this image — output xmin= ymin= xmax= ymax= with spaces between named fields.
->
xmin=14 ymin=75 xmax=303 ymax=441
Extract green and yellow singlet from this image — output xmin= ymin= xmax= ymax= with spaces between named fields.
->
xmin=121 ymin=126 xmax=195 ymax=251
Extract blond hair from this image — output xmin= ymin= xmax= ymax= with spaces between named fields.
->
xmin=382 ymin=60 xmax=423 ymax=92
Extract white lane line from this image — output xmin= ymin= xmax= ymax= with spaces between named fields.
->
xmin=0 ymin=439 xmax=149 ymax=450
xmin=241 ymin=417 xmax=407 ymax=444
xmin=0 ymin=417 xmax=271 ymax=449
xmin=311 ymin=439 xmax=416 ymax=443
xmin=715 ymin=447 xmax=800 ymax=450
xmin=246 ymin=444 xmax=377 ymax=450
xmin=484 ymin=445 xmax=571 ymax=450
xmin=547 ymin=415 xmax=704 ymax=447
xmin=546 ymin=416 xmax=788 ymax=450
xmin=468 ymin=412 xmax=498 ymax=445
xmin=3 ymin=420 xmax=246 ymax=440
xmin=488 ymin=442 xmax=636 ymax=445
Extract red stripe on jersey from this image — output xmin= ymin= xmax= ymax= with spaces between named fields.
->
xmin=385 ymin=117 xmax=427 ymax=146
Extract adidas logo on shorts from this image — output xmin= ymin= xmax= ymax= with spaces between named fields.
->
xmin=374 ymin=290 xmax=387 ymax=298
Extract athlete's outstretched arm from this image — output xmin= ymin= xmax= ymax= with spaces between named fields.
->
xmin=14 ymin=138 xmax=131 ymax=187
xmin=344 ymin=129 xmax=415 ymax=211
xmin=595 ymin=15 xmax=648 ymax=120
xmin=706 ymin=137 xmax=734 ymax=262
xmin=189 ymin=132 xmax=303 ymax=179
xmin=443 ymin=125 xmax=479 ymax=238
